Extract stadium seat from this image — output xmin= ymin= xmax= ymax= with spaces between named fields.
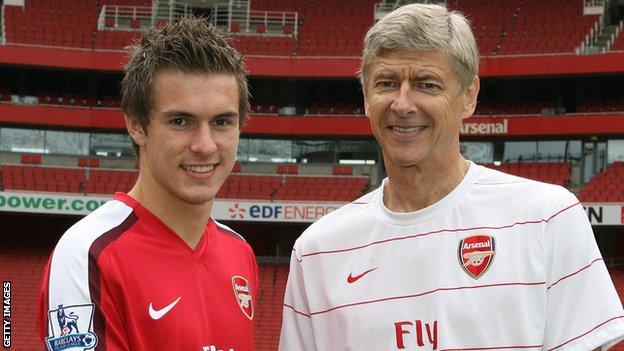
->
xmin=580 ymin=162 xmax=624 ymax=202
xmin=231 ymin=22 xmax=240 ymax=33
xmin=20 ymin=154 xmax=42 ymax=165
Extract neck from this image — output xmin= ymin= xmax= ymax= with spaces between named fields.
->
xmin=383 ymin=155 xmax=470 ymax=213
xmin=128 ymin=176 xmax=212 ymax=250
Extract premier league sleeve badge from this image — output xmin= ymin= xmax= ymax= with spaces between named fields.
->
xmin=45 ymin=303 xmax=98 ymax=351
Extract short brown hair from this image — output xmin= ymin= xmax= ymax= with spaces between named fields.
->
xmin=121 ymin=16 xmax=250 ymax=154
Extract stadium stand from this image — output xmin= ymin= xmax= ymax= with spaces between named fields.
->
xmin=82 ymin=169 xmax=138 ymax=194
xmin=496 ymin=1 xmax=600 ymax=55
xmin=483 ymin=162 xmax=571 ymax=186
xmin=576 ymin=98 xmax=624 ymax=113
xmin=474 ymin=101 xmax=550 ymax=116
xmin=0 ymin=162 xmax=368 ymax=201
xmin=296 ymin=0 xmax=373 ymax=56
xmin=0 ymin=245 xmax=50 ymax=350
xmin=14 ymin=85 xmax=624 ymax=117
xmin=1 ymin=0 xmax=624 ymax=349
xmin=1 ymin=164 xmax=85 ymax=193
xmin=20 ymin=154 xmax=42 ymax=165
xmin=612 ymin=265 xmax=624 ymax=305
xmin=1 ymin=161 xmax=576 ymax=199
xmin=272 ymin=175 xmax=368 ymax=201
xmin=579 ymin=162 xmax=624 ymax=202
xmin=3 ymin=0 xmax=606 ymax=56
xmin=613 ymin=31 xmax=624 ymax=51
xmin=254 ymin=264 xmax=289 ymax=350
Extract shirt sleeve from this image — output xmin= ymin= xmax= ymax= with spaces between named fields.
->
xmin=36 ymin=241 xmax=130 ymax=351
xmin=543 ymin=192 xmax=624 ymax=351
xmin=279 ymin=242 xmax=317 ymax=351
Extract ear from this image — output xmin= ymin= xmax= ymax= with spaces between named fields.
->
xmin=363 ymin=88 xmax=371 ymax=119
xmin=124 ymin=114 xmax=147 ymax=147
xmin=460 ymin=75 xmax=480 ymax=120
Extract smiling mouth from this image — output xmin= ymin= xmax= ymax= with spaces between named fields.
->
xmin=390 ymin=126 xmax=427 ymax=133
xmin=180 ymin=164 xmax=216 ymax=173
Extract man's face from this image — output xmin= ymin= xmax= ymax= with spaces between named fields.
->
xmin=127 ymin=70 xmax=240 ymax=206
xmin=364 ymin=50 xmax=479 ymax=170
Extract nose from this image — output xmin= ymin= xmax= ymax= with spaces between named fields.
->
xmin=390 ymin=82 xmax=416 ymax=118
xmin=189 ymin=122 xmax=217 ymax=155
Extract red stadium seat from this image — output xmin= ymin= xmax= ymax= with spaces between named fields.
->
xmin=231 ymin=22 xmax=240 ymax=33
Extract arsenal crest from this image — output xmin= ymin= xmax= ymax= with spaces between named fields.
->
xmin=231 ymin=275 xmax=254 ymax=320
xmin=458 ymin=235 xmax=495 ymax=279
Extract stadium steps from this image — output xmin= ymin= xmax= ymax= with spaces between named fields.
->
xmin=254 ymin=264 xmax=288 ymax=350
xmin=579 ymin=162 xmax=624 ymax=202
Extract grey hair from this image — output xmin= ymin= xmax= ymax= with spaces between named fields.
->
xmin=359 ymin=3 xmax=478 ymax=91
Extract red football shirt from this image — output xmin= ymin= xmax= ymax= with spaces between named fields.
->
xmin=37 ymin=193 xmax=258 ymax=351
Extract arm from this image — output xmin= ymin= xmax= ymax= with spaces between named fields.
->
xmin=279 ymin=244 xmax=317 ymax=351
xmin=37 ymin=242 xmax=130 ymax=351
xmin=542 ymin=192 xmax=624 ymax=351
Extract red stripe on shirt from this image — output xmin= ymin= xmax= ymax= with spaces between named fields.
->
xmin=309 ymin=281 xmax=545 ymax=316
xmin=88 ymin=212 xmax=138 ymax=350
xmin=546 ymin=258 xmax=604 ymax=290
xmin=547 ymin=315 xmax=624 ymax=351
xmin=440 ymin=345 xmax=543 ymax=351
xmin=283 ymin=303 xmax=311 ymax=318
xmin=303 ymin=203 xmax=580 ymax=258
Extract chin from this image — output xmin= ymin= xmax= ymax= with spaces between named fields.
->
xmin=178 ymin=191 xmax=216 ymax=206
xmin=388 ymin=154 xmax=423 ymax=168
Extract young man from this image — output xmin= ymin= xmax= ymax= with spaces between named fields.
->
xmin=37 ymin=17 xmax=257 ymax=351
xmin=280 ymin=4 xmax=624 ymax=350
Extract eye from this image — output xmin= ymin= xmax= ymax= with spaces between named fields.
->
xmin=418 ymin=82 xmax=441 ymax=92
xmin=170 ymin=118 xmax=188 ymax=127
xmin=374 ymin=80 xmax=397 ymax=90
xmin=213 ymin=117 xmax=236 ymax=127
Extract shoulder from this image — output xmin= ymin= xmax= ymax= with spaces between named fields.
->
xmin=53 ymin=199 xmax=137 ymax=260
xmin=212 ymin=219 xmax=255 ymax=254
xmin=213 ymin=219 xmax=247 ymax=242
xmin=472 ymin=164 xmax=578 ymax=215
xmin=45 ymin=199 xmax=138 ymax=305
xmin=294 ymin=187 xmax=379 ymax=251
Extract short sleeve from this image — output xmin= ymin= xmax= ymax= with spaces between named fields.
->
xmin=279 ymin=241 xmax=317 ymax=351
xmin=543 ymin=192 xmax=624 ymax=350
xmin=37 ymin=242 xmax=130 ymax=351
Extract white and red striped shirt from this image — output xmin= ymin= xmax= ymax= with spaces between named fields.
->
xmin=280 ymin=163 xmax=624 ymax=351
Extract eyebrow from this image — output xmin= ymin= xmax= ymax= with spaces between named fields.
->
xmin=410 ymin=73 xmax=442 ymax=82
xmin=371 ymin=71 xmax=443 ymax=84
xmin=371 ymin=71 xmax=397 ymax=80
xmin=161 ymin=109 xmax=240 ymax=119
xmin=161 ymin=109 xmax=195 ymax=119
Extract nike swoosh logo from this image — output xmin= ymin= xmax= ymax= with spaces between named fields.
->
xmin=347 ymin=267 xmax=377 ymax=284
xmin=149 ymin=296 xmax=181 ymax=320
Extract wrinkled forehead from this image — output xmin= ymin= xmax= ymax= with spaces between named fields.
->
xmin=365 ymin=50 xmax=455 ymax=82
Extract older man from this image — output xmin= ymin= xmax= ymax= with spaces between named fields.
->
xmin=279 ymin=4 xmax=624 ymax=350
